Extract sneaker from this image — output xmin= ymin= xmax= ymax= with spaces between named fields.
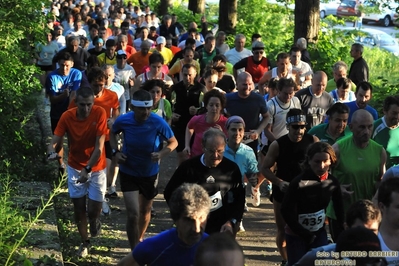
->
xmin=90 ymin=219 xmax=102 ymax=238
xmin=251 ymin=186 xmax=261 ymax=207
xmin=238 ymin=221 xmax=245 ymax=232
xmin=102 ymin=198 xmax=111 ymax=216
xmin=77 ymin=241 xmax=90 ymax=257
xmin=105 ymin=186 xmax=118 ymax=198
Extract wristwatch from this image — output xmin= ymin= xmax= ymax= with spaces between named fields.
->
xmin=84 ymin=165 xmax=92 ymax=173
xmin=112 ymin=149 xmax=120 ymax=156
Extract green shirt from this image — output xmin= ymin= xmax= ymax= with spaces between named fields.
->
xmin=327 ymin=136 xmax=383 ymax=219
xmin=308 ymin=123 xmax=352 ymax=145
xmin=325 ymin=79 xmax=357 ymax=92
xmin=372 ymin=117 xmax=399 ymax=169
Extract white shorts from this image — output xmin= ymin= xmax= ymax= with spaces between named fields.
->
xmin=67 ymin=165 xmax=107 ymax=202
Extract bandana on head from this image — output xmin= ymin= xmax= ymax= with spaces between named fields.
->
xmin=225 ymin=115 xmax=246 ymax=129
xmin=131 ymin=99 xmax=153 ymax=107
xmin=286 ymin=115 xmax=307 ymax=125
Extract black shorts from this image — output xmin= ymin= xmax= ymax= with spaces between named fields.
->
xmin=51 ymin=118 xmax=60 ymax=134
xmin=119 ymin=172 xmax=158 ymax=200
xmin=104 ymin=141 xmax=112 ymax=159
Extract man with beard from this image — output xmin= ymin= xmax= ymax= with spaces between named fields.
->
xmin=372 ymin=95 xmax=399 ymax=169
xmin=164 ymin=128 xmax=245 ymax=235
xmin=345 ymin=81 xmax=378 ymax=123
xmin=118 ymin=183 xmax=210 ymax=266
xmin=327 ymin=109 xmax=386 ymax=241
xmin=308 ymin=102 xmax=352 ymax=145
xmin=261 ymin=109 xmax=318 ymax=266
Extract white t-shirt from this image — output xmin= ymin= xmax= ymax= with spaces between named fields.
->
xmin=114 ymin=64 xmax=136 ymax=100
xmin=224 ymin=48 xmax=252 ymax=65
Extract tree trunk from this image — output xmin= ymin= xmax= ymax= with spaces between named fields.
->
xmin=219 ymin=0 xmax=237 ymax=35
xmin=294 ymin=0 xmax=320 ymax=44
xmin=159 ymin=0 xmax=173 ymax=16
xmin=188 ymin=0 xmax=205 ymax=14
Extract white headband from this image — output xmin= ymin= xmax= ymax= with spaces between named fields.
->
xmin=131 ymin=99 xmax=153 ymax=107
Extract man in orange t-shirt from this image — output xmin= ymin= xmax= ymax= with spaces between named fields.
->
xmin=47 ymin=86 xmax=107 ymax=257
xmin=127 ymin=40 xmax=152 ymax=77
xmin=69 ymin=67 xmax=120 ymax=202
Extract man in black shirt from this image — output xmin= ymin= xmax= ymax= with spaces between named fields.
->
xmin=164 ymin=128 xmax=245 ymax=235
xmin=348 ymin=43 xmax=369 ymax=86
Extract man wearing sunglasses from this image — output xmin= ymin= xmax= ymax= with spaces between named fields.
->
xmin=233 ymin=41 xmax=271 ymax=88
xmin=261 ymin=108 xmax=318 ymax=266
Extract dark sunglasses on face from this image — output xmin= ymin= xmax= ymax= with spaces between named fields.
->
xmin=117 ymin=56 xmax=127 ymax=59
xmin=253 ymin=50 xmax=264 ymax=54
xmin=291 ymin=124 xmax=306 ymax=130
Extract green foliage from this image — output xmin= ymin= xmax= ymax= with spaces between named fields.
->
xmin=0 ymin=163 xmax=27 ymax=264
xmin=0 ymin=0 xmax=46 ymax=177
xmin=236 ymin=0 xmax=294 ymax=62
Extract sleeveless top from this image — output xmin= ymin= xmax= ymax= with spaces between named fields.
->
xmin=246 ymin=57 xmax=269 ymax=84
xmin=268 ymin=96 xmax=302 ymax=140
xmin=143 ymin=71 xmax=165 ymax=82
xmin=273 ymin=133 xmax=314 ymax=203
xmin=271 ymin=67 xmax=293 ymax=79
xmin=327 ymin=136 xmax=383 ymax=219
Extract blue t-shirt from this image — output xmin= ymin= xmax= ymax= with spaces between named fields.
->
xmin=46 ymin=68 xmax=82 ymax=119
xmin=345 ymin=101 xmax=378 ymax=123
xmin=112 ymin=112 xmax=174 ymax=177
xmin=225 ymin=91 xmax=268 ymax=131
xmin=224 ymin=143 xmax=258 ymax=180
xmin=133 ymin=228 xmax=208 ymax=266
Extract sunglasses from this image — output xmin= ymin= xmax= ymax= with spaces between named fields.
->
xmin=253 ymin=50 xmax=264 ymax=54
xmin=290 ymin=125 xmax=306 ymax=130
xmin=117 ymin=56 xmax=127 ymax=59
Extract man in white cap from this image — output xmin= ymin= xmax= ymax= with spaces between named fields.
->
xmin=150 ymin=36 xmax=173 ymax=65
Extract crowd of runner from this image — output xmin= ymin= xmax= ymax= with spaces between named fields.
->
xmin=41 ymin=0 xmax=399 ymax=265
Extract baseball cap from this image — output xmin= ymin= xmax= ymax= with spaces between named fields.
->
xmin=156 ymin=36 xmax=166 ymax=45
xmin=116 ymin=50 xmax=127 ymax=57
xmin=252 ymin=41 xmax=265 ymax=50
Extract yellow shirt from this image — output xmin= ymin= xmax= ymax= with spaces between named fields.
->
xmin=150 ymin=47 xmax=174 ymax=65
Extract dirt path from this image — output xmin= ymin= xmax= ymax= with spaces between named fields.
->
xmin=100 ymin=152 xmax=282 ymax=266
xmin=42 ymin=101 xmax=282 ymax=265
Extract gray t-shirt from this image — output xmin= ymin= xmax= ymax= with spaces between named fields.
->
xmin=295 ymin=87 xmax=334 ymax=129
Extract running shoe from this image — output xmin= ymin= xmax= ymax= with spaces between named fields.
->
xmin=244 ymin=202 xmax=249 ymax=212
xmin=102 ymin=198 xmax=111 ymax=216
xmin=90 ymin=219 xmax=102 ymax=238
xmin=251 ymin=186 xmax=261 ymax=207
xmin=77 ymin=241 xmax=90 ymax=257
xmin=238 ymin=221 xmax=245 ymax=232
xmin=105 ymin=186 xmax=118 ymax=198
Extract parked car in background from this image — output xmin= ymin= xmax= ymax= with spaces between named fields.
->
xmin=348 ymin=28 xmax=399 ymax=56
xmin=362 ymin=0 xmax=398 ymax=27
xmin=337 ymin=0 xmax=358 ymax=18
xmin=320 ymin=0 xmax=341 ymax=18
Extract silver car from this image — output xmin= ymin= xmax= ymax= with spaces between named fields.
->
xmin=354 ymin=28 xmax=399 ymax=56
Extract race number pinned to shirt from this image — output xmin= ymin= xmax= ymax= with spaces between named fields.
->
xmin=298 ymin=209 xmax=325 ymax=232
xmin=242 ymin=132 xmax=254 ymax=144
xmin=209 ymin=191 xmax=223 ymax=212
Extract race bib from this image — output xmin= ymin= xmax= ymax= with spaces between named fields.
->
xmin=209 ymin=191 xmax=223 ymax=212
xmin=242 ymin=132 xmax=254 ymax=144
xmin=298 ymin=209 xmax=325 ymax=232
